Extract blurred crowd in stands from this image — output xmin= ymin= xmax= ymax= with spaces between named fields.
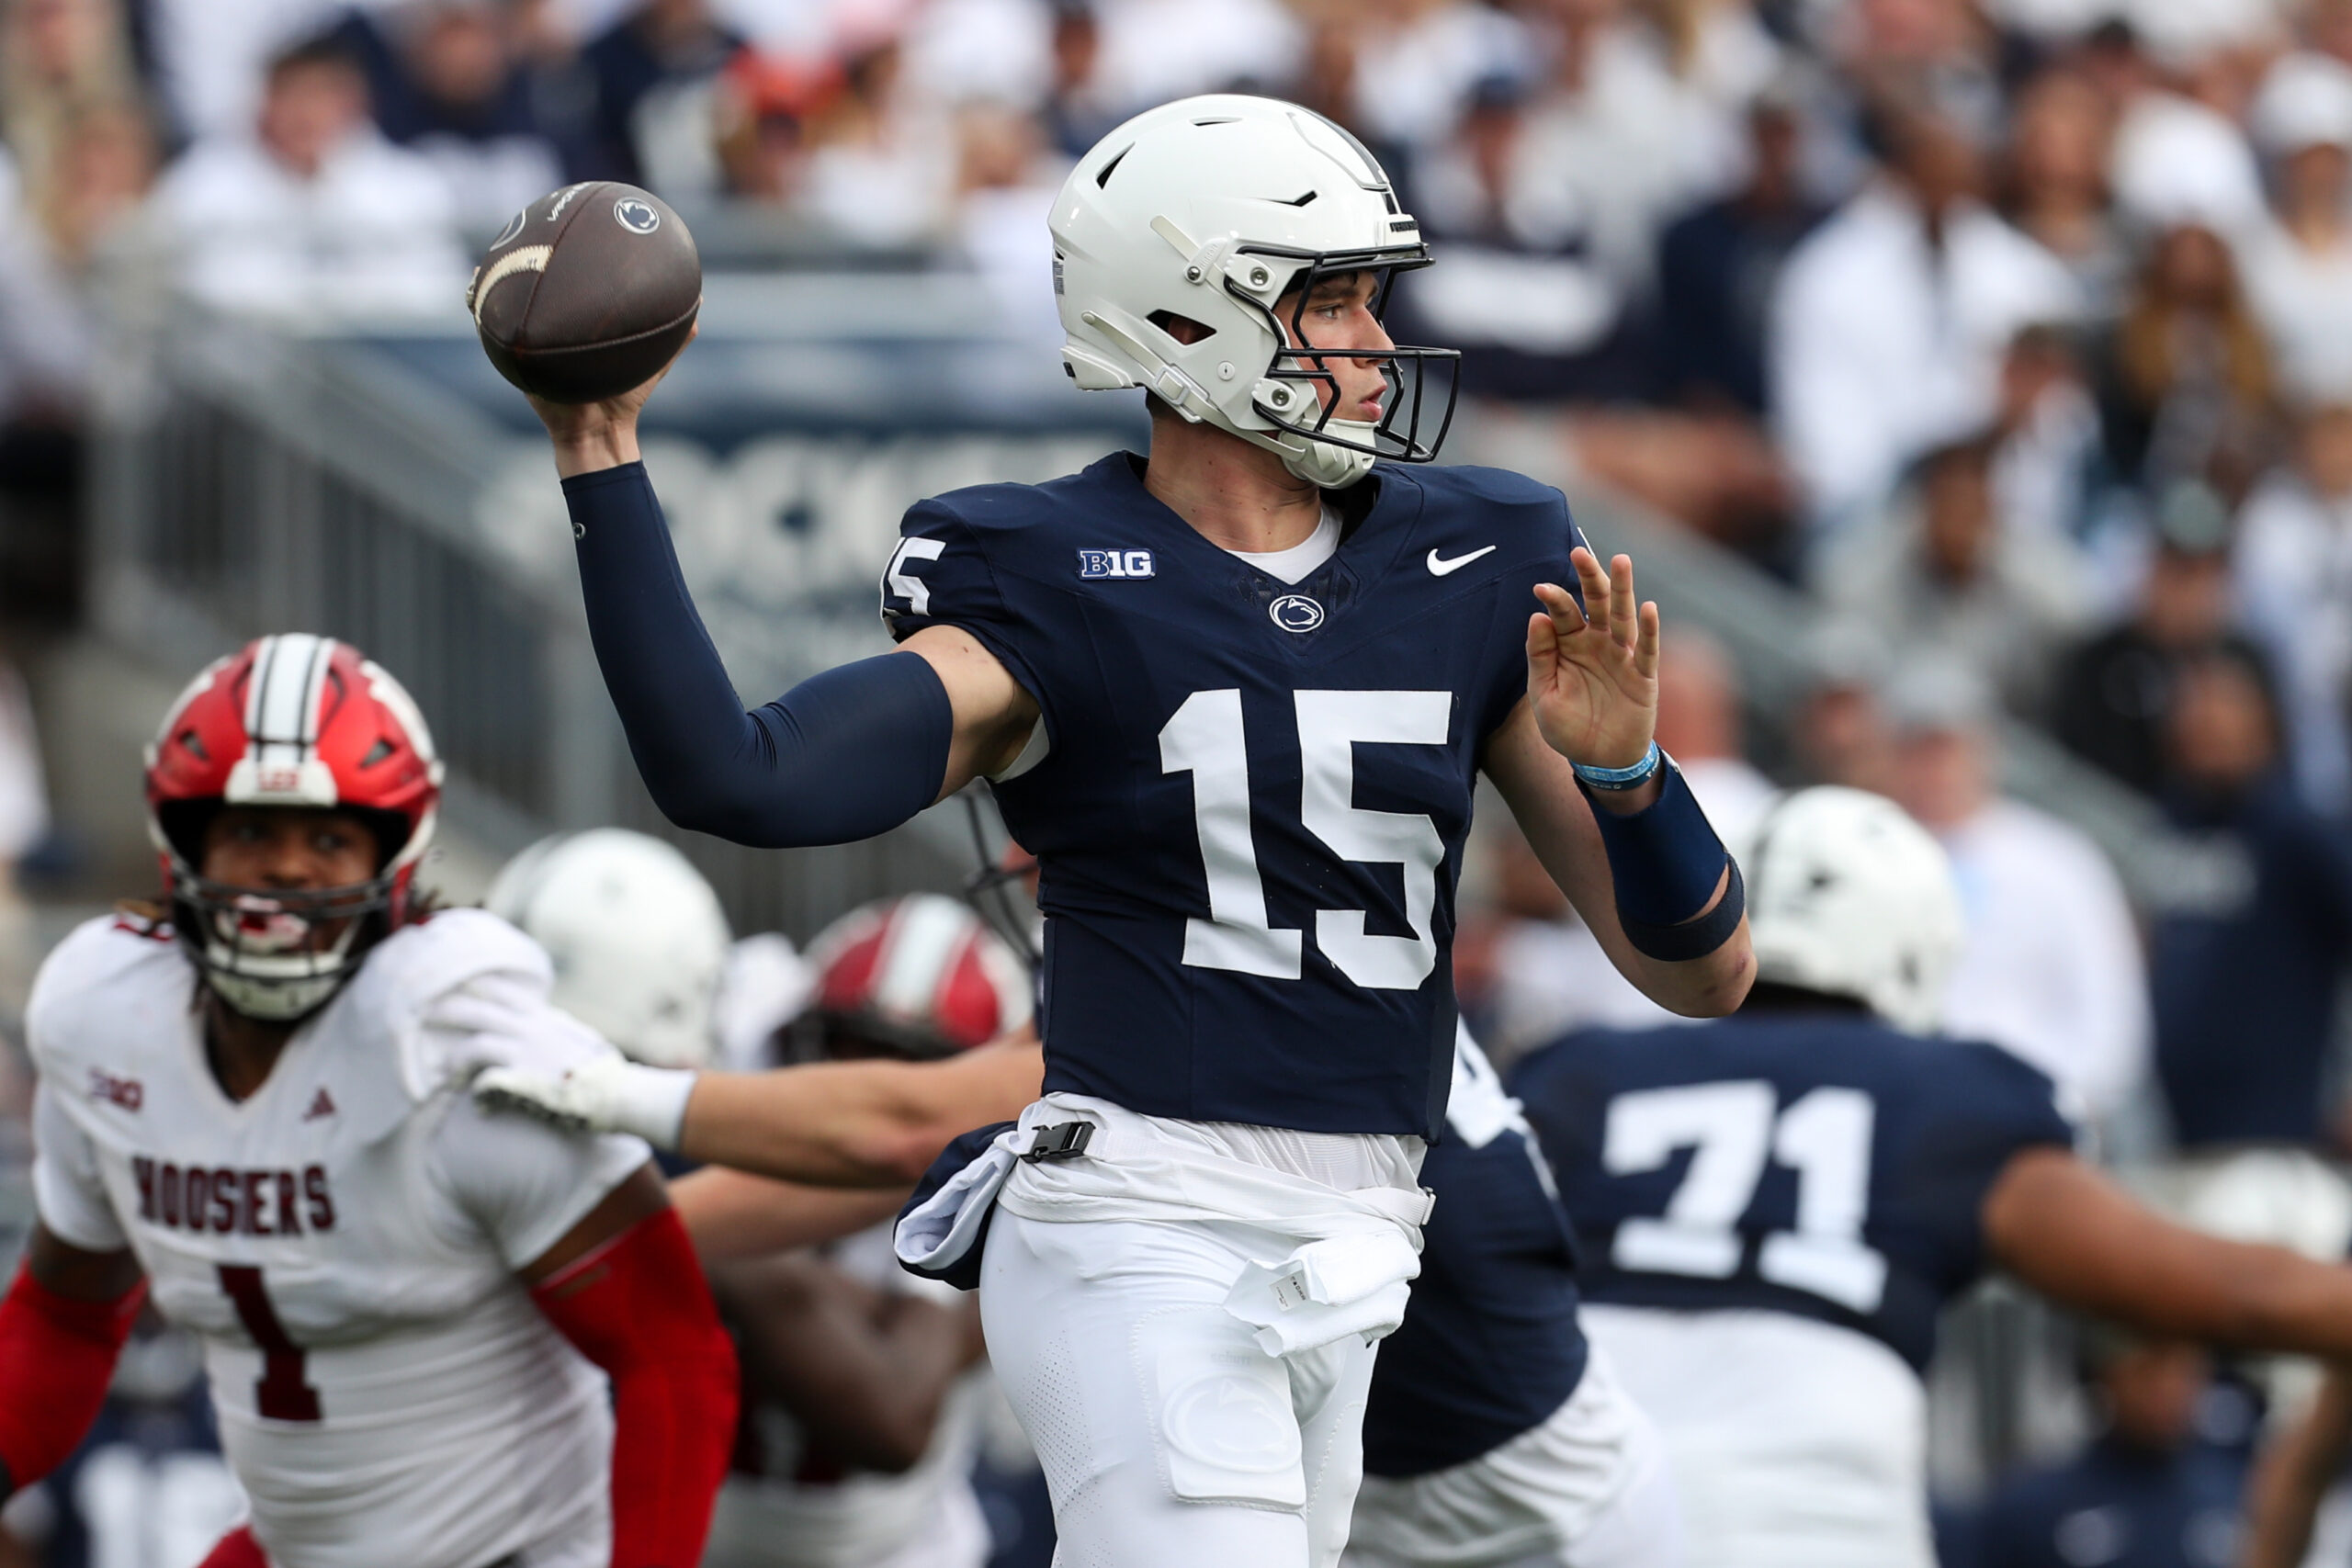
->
xmin=12 ymin=0 xmax=2352 ymax=1561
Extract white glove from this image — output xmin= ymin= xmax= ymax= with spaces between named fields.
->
xmin=470 ymin=1052 xmax=695 ymax=1150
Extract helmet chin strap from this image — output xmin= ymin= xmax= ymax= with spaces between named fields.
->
xmin=1242 ymin=418 xmax=1379 ymax=490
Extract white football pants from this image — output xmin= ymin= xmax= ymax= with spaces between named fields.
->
xmin=979 ymin=1208 xmax=1380 ymax=1568
xmin=1342 ymin=1349 xmax=1681 ymax=1568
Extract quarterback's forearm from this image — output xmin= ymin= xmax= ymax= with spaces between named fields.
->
xmin=668 ymin=1167 xmax=909 ymax=1262
xmin=1487 ymin=710 xmax=1752 ymax=1016
xmin=678 ymin=1042 xmax=1046 ymax=1185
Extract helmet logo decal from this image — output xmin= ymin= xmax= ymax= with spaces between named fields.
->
xmin=1270 ymin=594 xmax=1325 ymax=634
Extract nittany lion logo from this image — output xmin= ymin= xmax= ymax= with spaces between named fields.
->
xmin=1269 ymin=594 xmax=1324 ymax=634
xmin=614 ymin=197 xmax=662 ymax=235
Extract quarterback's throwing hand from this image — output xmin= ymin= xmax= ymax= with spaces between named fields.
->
xmin=470 ymin=1052 xmax=695 ymax=1150
xmin=1526 ymin=547 xmax=1660 ymax=772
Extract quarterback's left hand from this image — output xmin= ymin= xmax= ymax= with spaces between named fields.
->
xmin=471 ymin=1053 xmax=695 ymax=1151
xmin=1526 ymin=546 xmax=1659 ymax=773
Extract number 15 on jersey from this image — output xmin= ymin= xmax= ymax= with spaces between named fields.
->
xmin=1159 ymin=688 xmax=1451 ymax=992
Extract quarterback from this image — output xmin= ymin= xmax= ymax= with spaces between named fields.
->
xmin=512 ymin=95 xmax=1752 ymax=1566
xmin=0 ymin=636 xmax=738 ymax=1568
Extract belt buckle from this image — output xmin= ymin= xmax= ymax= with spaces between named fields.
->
xmin=1022 ymin=1121 xmax=1094 ymax=1162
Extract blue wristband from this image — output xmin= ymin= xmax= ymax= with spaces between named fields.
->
xmin=1572 ymin=741 xmax=1663 ymax=791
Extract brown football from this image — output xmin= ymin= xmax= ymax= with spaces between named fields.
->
xmin=469 ymin=182 xmax=702 ymax=403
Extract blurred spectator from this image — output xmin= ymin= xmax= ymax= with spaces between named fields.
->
xmin=1655 ymin=628 xmax=1780 ymax=841
xmin=953 ymin=101 xmax=1062 ymax=342
xmin=1394 ymin=68 xmax=1657 ymax=400
xmin=1998 ymin=67 xmax=2127 ymax=317
xmin=1345 ymin=0 xmax=1536 ymax=153
xmin=1770 ymin=97 xmax=2079 ymax=532
xmin=1088 ymin=0 xmax=1302 ymax=115
xmin=2144 ymin=649 xmax=2352 ymax=1153
xmin=1037 ymin=0 xmax=1119 ymax=159
xmin=2096 ymin=220 xmax=2275 ymax=497
xmin=2242 ymin=52 xmax=2352 ymax=409
xmin=1989 ymin=323 xmax=2109 ymax=565
xmin=1969 ymin=1332 xmax=2241 ymax=1568
xmin=1656 ymin=82 xmax=1828 ymax=416
xmin=1794 ymin=624 xmax=1897 ymax=791
xmin=2235 ymin=400 xmax=2352 ymax=809
xmin=793 ymin=31 xmax=949 ymax=249
xmin=710 ymin=46 xmax=840 ymax=202
xmin=2108 ymin=71 xmax=2265 ymax=242
xmin=1456 ymin=630 xmax=1777 ymax=1056
xmin=339 ymin=0 xmax=574 ymax=227
xmin=152 ymin=33 xmax=469 ymax=318
xmin=1884 ymin=662 xmax=2150 ymax=1122
xmin=141 ymin=0 xmax=351 ymax=142
xmin=2050 ymin=481 xmax=2260 ymax=795
xmin=580 ymin=0 xmax=741 ymax=185
xmin=1819 ymin=430 xmax=2098 ymax=712
xmin=1 ymin=0 xmax=146 ymax=242
xmin=36 ymin=101 xmax=157 ymax=272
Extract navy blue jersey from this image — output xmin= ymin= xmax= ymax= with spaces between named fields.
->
xmin=884 ymin=453 xmax=1581 ymax=1138
xmin=1363 ymin=1036 xmax=1590 ymax=1478
xmin=1513 ymin=1013 xmax=2075 ymax=1371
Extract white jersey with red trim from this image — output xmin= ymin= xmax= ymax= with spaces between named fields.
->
xmin=27 ymin=909 xmax=650 ymax=1568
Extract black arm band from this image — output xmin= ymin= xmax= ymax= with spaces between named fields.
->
xmin=563 ymin=462 xmax=954 ymax=848
xmin=1616 ymin=856 xmax=1746 ymax=962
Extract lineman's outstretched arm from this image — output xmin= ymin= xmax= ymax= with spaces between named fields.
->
xmin=2240 ymin=1363 xmax=2352 ymax=1568
xmin=714 ymin=1252 xmax=986 ymax=1473
xmin=669 ymin=1168 xmax=909 ymax=1262
xmin=477 ymin=1035 xmax=1046 ymax=1187
xmin=530 ymin=361 xmax=1036 ymax=846
xmin=1487 ymin=547 xmax=1752 ymax=1017
xmin=1984 ymin=1148 xmax=2352 ymax=1358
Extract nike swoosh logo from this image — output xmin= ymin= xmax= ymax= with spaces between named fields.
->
xmin=1427 ymin=546 xmax=1498 ymax=577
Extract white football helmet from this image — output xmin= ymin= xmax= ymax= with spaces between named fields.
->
xmin=1052 ymin=93 xmax=1460 ymax=489
xmin=1741 ymin=786 xmax=1966 ymax=1036
xmin=485 ymin=829 xmax=733 ymax=1069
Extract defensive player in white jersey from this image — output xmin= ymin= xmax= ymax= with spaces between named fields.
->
xmin=0 ymin=635 xmax=743 ymax=1568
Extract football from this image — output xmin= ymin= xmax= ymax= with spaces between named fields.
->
xmin=469 ymin=181 xmax=702 ymax=404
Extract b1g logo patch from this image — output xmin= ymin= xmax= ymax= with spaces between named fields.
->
xmin=1079 ymin=548 xmax=1154 ymax=581
xmin=614 ymin=197 xmax=662 ymax=235
xmin=1269 ymin=594 xmax=1324 ymax=633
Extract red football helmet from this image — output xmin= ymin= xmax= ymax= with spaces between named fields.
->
xmin=785 ymin=893 xmax=1033 ymax=1063
xmin=144 ymin=634 xmax=444 ymax=1021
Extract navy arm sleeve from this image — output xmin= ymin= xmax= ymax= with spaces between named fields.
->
xmin=561 ymin=462 xmax=953 ymax=849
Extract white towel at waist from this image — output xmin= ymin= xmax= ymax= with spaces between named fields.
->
xmin=896 ymin=1094 xmax=1432 ymax=1359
